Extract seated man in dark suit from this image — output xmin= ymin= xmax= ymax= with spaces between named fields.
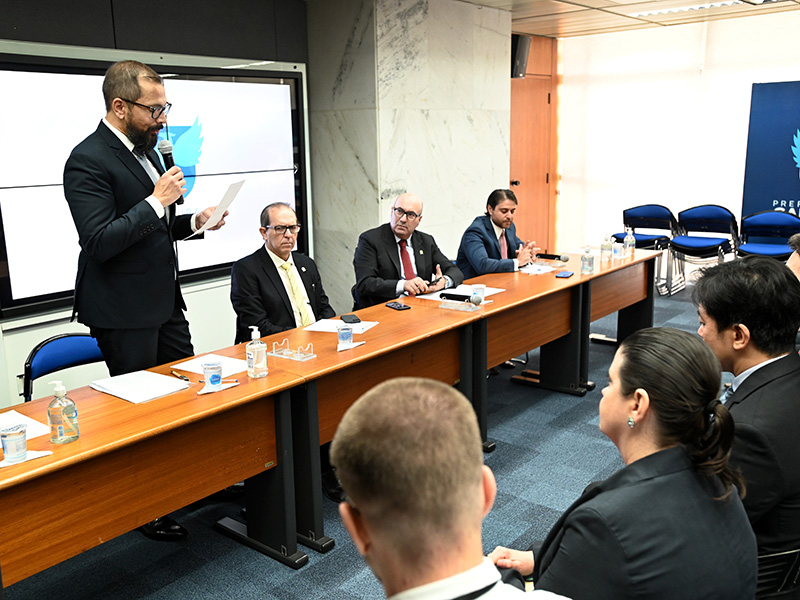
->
xmin=694 ymin=257 xmax=800 ymax=599
xmin=331 ymin=377 xmax=566 ymax=599
xmin=230 ymin=202 xmax=335 ymax=343
xmin=456 ymin=189 xmax=537 ymax=279
xmin=352 ymin=193 xmax=463 ymax=309
xmin=787 ymin=232 xmax=800 ymax=281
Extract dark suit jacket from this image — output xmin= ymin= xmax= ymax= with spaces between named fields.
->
xmin=532 ymin=446 xmax=756 ymax=600
xmin=728 ymin=352 xmax=800 ymax=555
xmin=64 ymin=122 xmax=194 ymax=329
xmin=352 ymin=223 xmax=463 ymax=309
xmin=230 ymin=246 xmax=335 ymax=343
xmin=456 ymin=215 xmax=524 ymax=279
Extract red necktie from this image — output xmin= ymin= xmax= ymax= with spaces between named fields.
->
xmin=399 ymin=239 xmax=416 ymax=279
xmin=500 ymin=231 xmax=508 ymax=259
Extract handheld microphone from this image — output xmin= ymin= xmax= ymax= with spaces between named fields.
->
xmin=157 ymin=139 xmax=184 ymax=205
xmin=536 ymin=253 xmax=569 ymax=262
xmin=440 ymin=292 xmax=482 ymax=306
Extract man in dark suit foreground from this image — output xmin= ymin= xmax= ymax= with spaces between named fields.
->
xmin=64 ymin=60 xmax=226 ymax=541
xmin=230 ymin=202 xmax=335 ymax=344
xmin=331 ymin=378 xmax=566 ymax=599
xmin=456 ymin=189 xmax=537 ymax=279
xmin=695 ymin=257 xmax=800 ymax=599
xmin=352 ymin=193 xmax=463 ymax=309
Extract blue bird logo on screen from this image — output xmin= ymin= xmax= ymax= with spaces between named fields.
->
xmin=792 ymin=129 xmax=800 ymax=178
xmin=158 ymin=118 xmax=203 ymax=197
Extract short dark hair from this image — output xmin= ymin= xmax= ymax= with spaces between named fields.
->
xmin=789 ymin=232 xmax=800 ymax=254
xmin=618 ymin=327 xmax=742 ymax=499
xmin=260 ymin=202 xmax=294 ymax=228
xmin=102 ymin=60 xmax=163 ymax=112
xmin=693 ymin=256 xmax=800 ymax=356
xmin=486 ymin=189 xmax=517 ymax=211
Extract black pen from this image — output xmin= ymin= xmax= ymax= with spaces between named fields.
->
xmin=426 ymin=276 xmax=443 ymax=287
xmin=171 ymin=370 xmax=190 ymax=382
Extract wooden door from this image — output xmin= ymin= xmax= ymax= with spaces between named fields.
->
xmin=510 ymin=36 xmax=557 ymax=253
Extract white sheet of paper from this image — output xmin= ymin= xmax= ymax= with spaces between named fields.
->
xmin=303 ymin=319 xmax=378 ymax=334
xmin=520 ymin=263 xmax=555 ymax=275
xmin=417 ymin=284 xmax=505 ymax=301
xmin=0 ymin=410 xmax=49 ymax=440
xmin=337 ymin=341 xmax=366 ymax=352
xmin=197 ymin=382 xmax=239 ymax=395
xmin=184 ymin=180 xmax=244 ymax=239
xmin=171 ymin=353 xmax=248 ymax=378
xmin=91 ymin=371 xmax=189 ymax=404
xmin=0 ymin=450 xmax=53 ymax=468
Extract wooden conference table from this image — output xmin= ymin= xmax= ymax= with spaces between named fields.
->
xmin=0 ymin=249 xmax=656 ymax=592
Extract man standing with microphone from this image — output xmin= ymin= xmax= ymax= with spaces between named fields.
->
xmin=64 ymin=60 xmax=226 ymax=541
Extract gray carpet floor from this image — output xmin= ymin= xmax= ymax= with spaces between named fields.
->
xmin=6 ymin=285 xmax=704 ymax=599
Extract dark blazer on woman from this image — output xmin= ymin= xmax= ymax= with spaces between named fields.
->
xmin=456 ymin=215 xmax=524 ymax=279
xmin=532 ymin=445 xmax=757 ymax=600
xmin=352 ymin=223 xmax=463 ymax=309
xmin=230 ymin=246 xmax=335 ymax=343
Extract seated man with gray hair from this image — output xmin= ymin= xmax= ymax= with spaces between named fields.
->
xmin=330 ymin=377 xmax=568 ymax=599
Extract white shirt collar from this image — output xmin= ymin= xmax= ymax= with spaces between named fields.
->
xmin=389 ymin=558 xmax=500 ymax=600
xmin=732 ymin=353 xmax=789 ymax=392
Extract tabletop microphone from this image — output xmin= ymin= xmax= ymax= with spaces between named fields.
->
xmin=536 ymin=253 xmax=569 ymax=262
xmin=441 ymin=292 xmax=482 ymax=306
xmin=157 ymin=139 xmax=184 ymax=205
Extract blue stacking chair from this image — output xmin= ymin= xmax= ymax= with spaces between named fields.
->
xmin=611 ymin=204 xmax=680 ymax=295
xmin=668 ymin=204 xmax=738 ymax=294
xmin=738 ymin=210 xmax=800 ymax=260
xmin=23 ymin=333 xmax=104 ymax=402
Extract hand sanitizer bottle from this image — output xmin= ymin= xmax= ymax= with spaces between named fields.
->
xmin=581 ymin=245 xmax=595 ymax=275
xmin=601 ymin=234 xmax=613 ymax=263
xmin=623 ymin=227 xmax=636 ymax=258
xmin=246 ymin=326 xmax=268 ymax=378
xmin=48 ymin=380 xmax=79 ymax=444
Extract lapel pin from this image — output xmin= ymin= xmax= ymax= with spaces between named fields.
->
xmin=301 ymin=266 xmax=307 ymax=272
xmin=419 ymin=249 xmax=424 ymax=255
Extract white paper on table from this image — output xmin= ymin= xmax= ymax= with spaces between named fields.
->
xmin=171 ymin=353 xmax=248 ymax=378
xmin=184 ymin=180 xmax=244 ymax=239
xmin=197 ymin=382 xmax=239 ymax=395
xmin=520 ymin=263 xmax=555 ymax=275
xmin=337 ymin=341 xmax=366 ymax=352
xmin=91 ymin=371 xmax=189 ymax=404
xmin=0 ymin=410 xmax=49 ymax=440
xmin=303 ymin=319 xmax=378 ymax=335
xmin=0 ymin=450 xmax=53 ymax=468
xmin=417 ymin=283 xmax=505 ymax=301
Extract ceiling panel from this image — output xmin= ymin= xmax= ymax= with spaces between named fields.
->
xmin=464 ymin=0 xmax=800 ymax=36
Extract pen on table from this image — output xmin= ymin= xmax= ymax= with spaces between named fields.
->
xmin=200 ymin=379 xmax=239 ymax=384
xmin=171 ymin=370 xmax=190 ymax=382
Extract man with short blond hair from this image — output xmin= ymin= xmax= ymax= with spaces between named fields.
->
xmin=331 ymin=378 xmax=567 ymax=599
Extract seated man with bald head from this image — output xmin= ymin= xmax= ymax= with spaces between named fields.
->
xmin=331 ymin=377 xmax=568 ymax=599
xmin=352 ymin=193 xmax=463 ymax=309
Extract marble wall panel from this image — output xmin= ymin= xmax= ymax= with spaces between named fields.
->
xmin=309 ymin=108 xmax=381 ymax=234
xmin=473 ymin=7 xmax=512 ymax=111
xmin=314 ymin=226 xmax=360 ymax=314
xmin=307 ymin=0 xmax=377 ymax=112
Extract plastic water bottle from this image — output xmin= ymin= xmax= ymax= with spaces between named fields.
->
xmin=600 ymin=234 xmax=613 ymax=263
xmin=623 ymin=227 xmax=636 ymax=258
xmin=48 ymin=380 xmax=79 ymax=444
xmin=581 ymin=246 xmax=595 ymax=275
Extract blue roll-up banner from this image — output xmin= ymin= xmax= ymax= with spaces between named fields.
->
xmin=742 ymin=81 xmax=800 ymax=217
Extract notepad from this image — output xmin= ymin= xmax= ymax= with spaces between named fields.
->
xmin=91 ymin=371 xmax=189 ymax=404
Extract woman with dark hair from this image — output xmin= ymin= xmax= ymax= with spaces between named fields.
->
xmin=490 ymin=327 xmax=757 ymax=599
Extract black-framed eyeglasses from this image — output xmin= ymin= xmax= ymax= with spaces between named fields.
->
xmin=265 ymin=224 xmax=301 ymax=235
xmin=120 ymin=98 xmax=172 ymax=119
xmin=392 ymin=206 xmax=421 ymax=221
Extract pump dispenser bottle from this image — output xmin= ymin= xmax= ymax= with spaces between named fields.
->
xmin=246 ymin=326 xmax=268 ymax=378
xmin=48 ymin=380 xmax=79 ymax=444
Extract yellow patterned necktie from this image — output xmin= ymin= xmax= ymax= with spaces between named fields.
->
xmin=280 ymin=262 xmax=313 ymax=326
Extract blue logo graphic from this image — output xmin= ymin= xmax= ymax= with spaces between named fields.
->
xmin=158 ymin=118 xmax=203 ymax=197
xmin=792 ymin=130 xmax=800 ymax=180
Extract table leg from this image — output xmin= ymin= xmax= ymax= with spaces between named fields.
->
xmin=215 ymin=390 xmax=308 ymax=569
xmin=616 ymin=259 xmax=655 ymax=342
xmin=512 ymin=283 xmax=593 ymax=396
xmin=465 ymin=321 xmax=495 ymax=453
xmin=292 ymin=381 xmax=335 ymax=553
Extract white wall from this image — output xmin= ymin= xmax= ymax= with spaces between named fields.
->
xmin=556 ymin=12 xmax=800 ymax=251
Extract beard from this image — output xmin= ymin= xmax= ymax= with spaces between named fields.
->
xmin=125 ymin=117 xmax=160 ymax=155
